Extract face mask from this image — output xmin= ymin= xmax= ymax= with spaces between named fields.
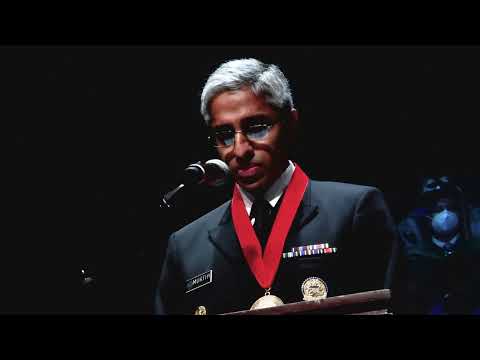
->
xmin=431 ymin=209 xmax=459 ymax=238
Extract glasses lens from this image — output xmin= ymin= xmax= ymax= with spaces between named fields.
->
xmin=209 ymin=123 xmax=273 ymax=147
xmin=212 ymin=130 xmax=234 ymax=147
xmin=245 ymin=124 xmax=270 ymax=141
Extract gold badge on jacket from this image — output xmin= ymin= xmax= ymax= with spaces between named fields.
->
xmin=301 ymin=277 xmax=328 ymax=301
xmin=194 ymin=306 xmax=207 ymax=315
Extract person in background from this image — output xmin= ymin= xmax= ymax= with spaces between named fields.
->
xmin=396 ymin=176 xmax=480 ymax=314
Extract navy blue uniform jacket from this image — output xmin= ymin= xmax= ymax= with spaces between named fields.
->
xmin=155 ymin=180 xmax=398 ymax=314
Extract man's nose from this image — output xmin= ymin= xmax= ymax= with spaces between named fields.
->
xmin=232 ymin=132 xmax=254 ymax=160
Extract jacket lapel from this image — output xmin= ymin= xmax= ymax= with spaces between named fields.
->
xmin=207 ymin=203 xmax=245 ymax=264
xmin=208 ymin=181 xmax=319 ymax=265
xmin=290 ymin=181 xmax=319 ymax=233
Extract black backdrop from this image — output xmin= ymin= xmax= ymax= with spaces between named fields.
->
xmin=4 ymin=45 xmax=479 ymax=313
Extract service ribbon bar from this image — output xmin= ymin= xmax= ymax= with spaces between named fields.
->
xmin=283 ymin=244 xmax=337 ymax=259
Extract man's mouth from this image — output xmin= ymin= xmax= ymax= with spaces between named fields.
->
xmin=237 ymin=165 xmax=261 ymax=179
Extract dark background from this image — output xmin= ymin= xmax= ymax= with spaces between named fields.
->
xmin=4 ymin=45 xmax=479 ymax=313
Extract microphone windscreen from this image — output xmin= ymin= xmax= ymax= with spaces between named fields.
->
xmin=204 ymin=159 xmax=230 ymax=187
xmin=183 ymin=163 xmax=205 ymax=185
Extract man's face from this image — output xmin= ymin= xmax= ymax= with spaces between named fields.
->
xmin=209 ymin=88 xmax=296 ymax=194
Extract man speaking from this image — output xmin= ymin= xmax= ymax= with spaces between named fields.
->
xmin=155 ymin=58 xmax=398 ymax=314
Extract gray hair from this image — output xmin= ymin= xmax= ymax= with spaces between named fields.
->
xmin=200 ymin=58 xmax=294 ymax=125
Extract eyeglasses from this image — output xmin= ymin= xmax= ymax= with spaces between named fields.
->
xmin=208 ymin=121 xmax=279 ymax=148
xmin=423 ymin=176 xmax=450 ymax=194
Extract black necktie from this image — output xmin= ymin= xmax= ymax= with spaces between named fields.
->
xmin=250 ymin=197 xmax=273 ymax=251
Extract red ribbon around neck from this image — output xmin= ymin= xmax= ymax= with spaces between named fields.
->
xmin=231 ymin=165 xmax=309 ymax=289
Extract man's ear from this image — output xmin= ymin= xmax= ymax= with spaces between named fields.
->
xmin=280 ymin=108 xmax=300 ymax=155
xmin=291 ymin=108 xmax=299 ymax=122
xmin=288 ymin=108 xmax=300 ymax=136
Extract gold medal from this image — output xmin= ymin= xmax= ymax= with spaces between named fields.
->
xmin=194 ymin=305 xmax=207 ymax=315
xmin=250 ymin=288 xmax=284 ymax=310
xmin=301 ymin=277 xmax=328 ymax=301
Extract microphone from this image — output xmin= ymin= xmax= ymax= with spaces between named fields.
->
xmin=183 ymin=159 xmax=230 ymax=187
xmin=161 ymin=159 xmax=230 ymax=209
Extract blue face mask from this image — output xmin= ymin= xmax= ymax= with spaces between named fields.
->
xmin=431 ymin=209 xmax=459 ymax=238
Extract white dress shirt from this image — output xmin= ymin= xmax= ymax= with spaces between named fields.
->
xmin=237 ymin=160 xmax=295 ymax=225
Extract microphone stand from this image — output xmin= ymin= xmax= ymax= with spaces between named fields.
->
xmin=159 ymin=183 xmax=186 ymax=210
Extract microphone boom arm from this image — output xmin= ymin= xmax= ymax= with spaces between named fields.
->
xmin=160 ymin=183 xmax=185 ymax=209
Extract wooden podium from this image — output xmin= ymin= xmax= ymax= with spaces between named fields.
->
xmin=221 ymin=289 xmax=391 ymax=315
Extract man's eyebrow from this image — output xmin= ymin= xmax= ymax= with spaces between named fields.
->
xmin=242 ymin=114 xmax=273 ymax=125
xmin=212 ymin=124 xmax=233 ymax=132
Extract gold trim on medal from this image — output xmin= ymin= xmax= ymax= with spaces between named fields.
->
xmin=301 ymin=277 xmax=328 ymax=301
xmin=250 ymin=288 xmax=284 ymax=310
xmin=250 ymin=295 xmax=284 ymax=310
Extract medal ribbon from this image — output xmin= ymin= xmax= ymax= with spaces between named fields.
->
xmin=231 ymin=164 xmax=309 ymax=289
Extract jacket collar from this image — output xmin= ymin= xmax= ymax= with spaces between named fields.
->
xmin=207 ymin=180 xmax=319 ymax=265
